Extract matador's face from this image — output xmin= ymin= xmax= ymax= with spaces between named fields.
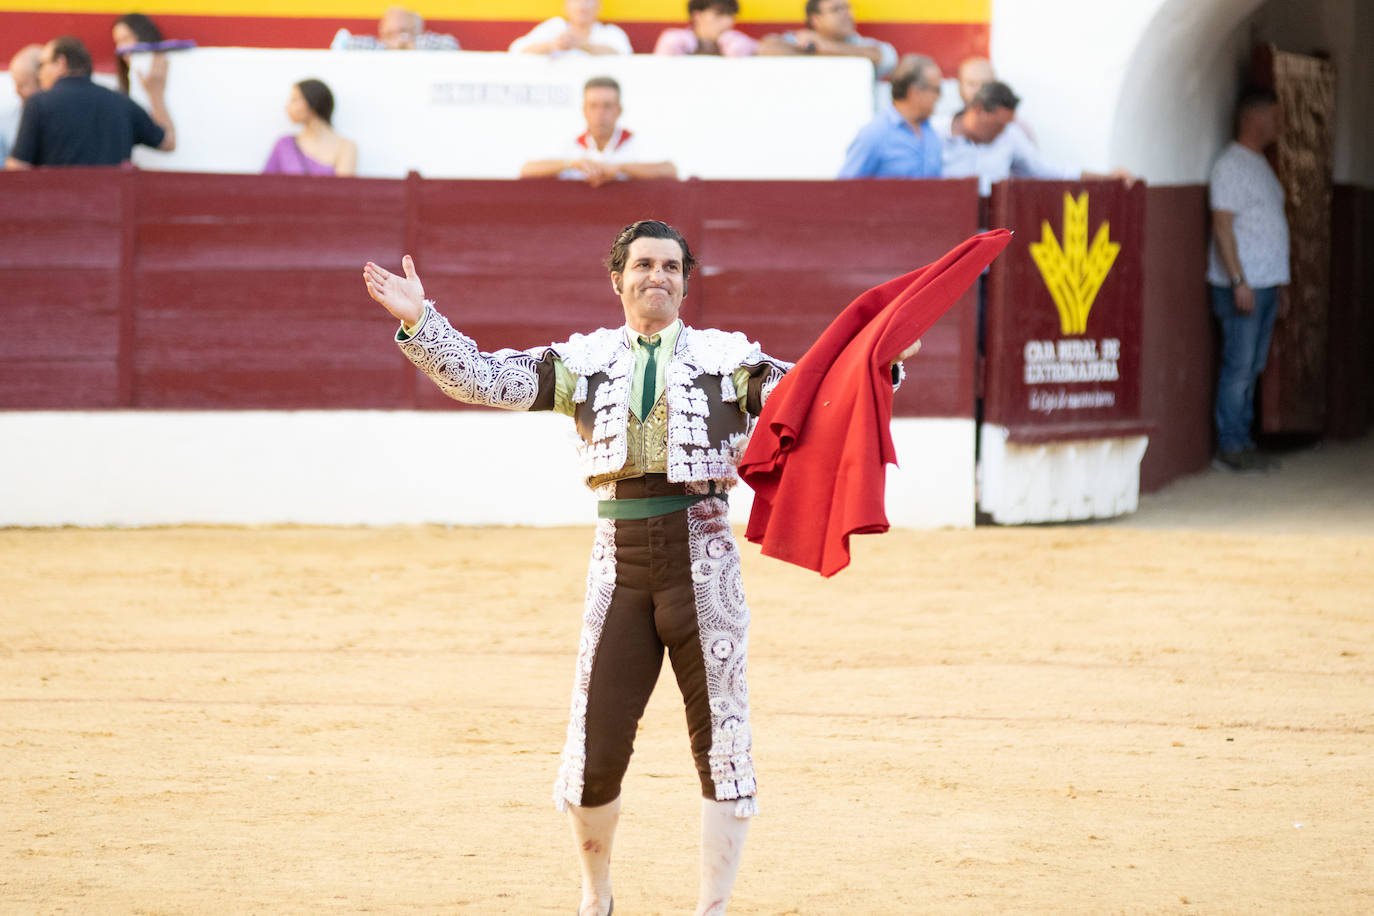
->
xmin=613 ymin=237 xmax=685 ymax=336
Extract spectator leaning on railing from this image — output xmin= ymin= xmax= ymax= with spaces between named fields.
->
xmin=510 ymin=0 xmax=632 ymax=56
xmin=758 ymin=0 xmax=897 ymax=79
xmin=520 ymin=76 xmax=676 ymax=186
xmin=331 ymin=6 xmax=460 ymax=50
xmin=838 ymin=53 xmax=943 ymax=179
xmin=653 ymin=0 xmax=759 ymax=57
xmin=6 ymin=36 xmax=175 ymax=170
xmin=941 ymin=81 xmax=1132 ymax=196
xmin=942 ymin=56 xmax=1038 ymax=146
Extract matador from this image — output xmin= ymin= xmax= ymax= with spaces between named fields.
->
xmin=362 ymin=220 xmax=917 ymax=916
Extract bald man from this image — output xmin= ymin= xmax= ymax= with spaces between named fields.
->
xmin=9 ymin=44 xmax=42 ymax=101
xmin=957 ymin=57 xmax=995 ymax=109
xmin=944 ymin=55 xmax=1038 ymax=146
xmin=2 ymin=44 xmax=43 ymax=160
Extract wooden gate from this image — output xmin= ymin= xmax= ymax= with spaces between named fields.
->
xmin=1252 ymin=44 xmax=1337 ymax=435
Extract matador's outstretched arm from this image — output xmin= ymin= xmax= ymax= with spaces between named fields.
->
xmin=363 ymin=255 xmax=425 ymax=327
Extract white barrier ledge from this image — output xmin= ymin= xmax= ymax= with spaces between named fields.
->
xmin=977 ymin=424 xmax=1148 ymax=524
xmin=0 ymin=412 xmax=974 ymax=530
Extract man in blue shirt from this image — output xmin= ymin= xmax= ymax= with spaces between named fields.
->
xmin=837 ymin=54 xmax=943 ymax=179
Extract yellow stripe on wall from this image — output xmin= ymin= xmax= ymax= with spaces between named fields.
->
xmin=0 ymin=0 xmax=990 ymax=24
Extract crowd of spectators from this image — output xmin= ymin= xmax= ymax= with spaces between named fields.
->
xmin=2 ymin=0 xmax=1131 ymax=192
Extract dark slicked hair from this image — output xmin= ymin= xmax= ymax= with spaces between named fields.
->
xmin=688 ymin=0 xmax=739 ymax=14
xmin=50 ymin=36 xmax=93 ymax=78
xmin=1234 ymin=84 xmax=1278 ymax=136
xmin=605 ymin=220 xmax=698 ymax=296
xmin=295 ymin=78 xmax=335 ymax=124
xmin=972 ymin=80 xmax=1020 ymax=112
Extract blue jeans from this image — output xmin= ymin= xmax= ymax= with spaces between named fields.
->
xmin=1210 ymin=284 xmax=1279 ymax=453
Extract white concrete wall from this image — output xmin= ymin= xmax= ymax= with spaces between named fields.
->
xmin=991 ymin=0 xmax=1265 ymax=185
xmin=119 ymin=48 xmax=874 ymax=180
xmin=0 ymin=412 xmax=976 ymax=529
xmin=991 ymin=0 xmax=1178 ymax=176
xmin=1107 ymin=0 xmax=1263 ymax=185
xmin=991 ymin=0 xmax=1373 ymax=186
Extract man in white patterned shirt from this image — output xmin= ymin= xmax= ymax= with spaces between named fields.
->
xmin=1206 ymin=85 xmax=1290 ymax=472
xmin=942 ymin=81 xmax=1133 ymax=196
xmin=330 ymin=6 xmax=460 ymax=51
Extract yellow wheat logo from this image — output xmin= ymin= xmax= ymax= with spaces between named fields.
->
xmin=1029 ymin=192 xmax=1120 ymax=335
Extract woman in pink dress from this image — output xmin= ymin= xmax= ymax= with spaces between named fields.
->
xmin=263 ymin=79 xmax=357 ymax=176
xmin=653 ymin=0 xmax=758 ymax=57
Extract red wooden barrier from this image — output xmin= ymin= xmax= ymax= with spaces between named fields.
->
xmin=9 ymin=171 xmax=1354 ymax=497
xmin=1138 ymin=185 xmax=1214 ymax=491
xmin=0 ymin=169 xmax=126 ymax=409
xmin=1326 ymin=184 xmax=1374 ymax=440
xmin=0 ymin=171 xmax=982 ymax=417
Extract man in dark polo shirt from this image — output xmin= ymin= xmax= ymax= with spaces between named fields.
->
xmin=5 ymin=36 xmax=176 ymax=170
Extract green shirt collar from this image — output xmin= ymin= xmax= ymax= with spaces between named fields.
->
xmin=625 ymin=319 xmax=682 ymax=354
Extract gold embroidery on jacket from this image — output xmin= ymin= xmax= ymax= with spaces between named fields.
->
xmin=587 ymin=392 xmax=668 ymax=487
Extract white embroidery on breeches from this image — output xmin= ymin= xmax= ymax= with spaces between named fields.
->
xmin=686 ymin=498 xmax=758 ymax=817
xmin=551 ymin=498 xmax=758 ymax=818
xmin=553 ymin=515 xmax=617 ymax=812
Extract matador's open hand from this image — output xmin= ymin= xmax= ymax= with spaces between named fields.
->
xmin=363 ymin=255 xmax=425 ymax=326
xmin=894 ymin=339 xmax=921 ymax=363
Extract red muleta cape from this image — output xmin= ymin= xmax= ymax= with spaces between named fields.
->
xmin=739 ymin=229 xmax=1012 ymax=577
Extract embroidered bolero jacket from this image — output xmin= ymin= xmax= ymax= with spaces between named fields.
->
xmin=397 ymin=302 xmax=792 ymax=490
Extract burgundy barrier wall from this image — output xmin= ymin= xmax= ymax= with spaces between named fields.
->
xmin=1138 ymin=185 xmax=1214 ymax=492
xmin=1134 ymin=182 xmax=1374 ymax=490
xmin=0 ymin=171 xmax=981 ymax=418
xmin=6 ymin=171 xmax=1362 ymax=496
xmin=1327 ymin=184 xmax=1374 ymax=440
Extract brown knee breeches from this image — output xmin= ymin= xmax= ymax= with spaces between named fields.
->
xmin=553 ymin=475 xmax=758 ymax=816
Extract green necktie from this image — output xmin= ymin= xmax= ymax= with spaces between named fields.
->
xmin=639 ymin=336 xmax=660 ymax=419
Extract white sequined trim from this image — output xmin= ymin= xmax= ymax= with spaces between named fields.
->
xmin=553 ymin=514 xmax=618 ymax=811
xmin=720 ymin=374 xmax=738 ymax=403
xmin=686 ymin=498 xmax=757 ymax=810
xmin=545 ymin=324 xmax=790 ymax=489
xmin=554 ymin=327 xmax=625 ymax=377
xmin=397 ymin=305 xmax=547 ymax=410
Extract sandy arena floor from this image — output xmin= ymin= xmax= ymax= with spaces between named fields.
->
xmin=3 ymin=444 xmax=1372 ymax=914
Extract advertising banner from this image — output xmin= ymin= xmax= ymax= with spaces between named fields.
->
xmin=985 ymin=180 xmax=1147 ymax=442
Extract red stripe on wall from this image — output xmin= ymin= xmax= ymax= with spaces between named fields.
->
xmin=2 ymin=13 xmax=987 ymax=77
